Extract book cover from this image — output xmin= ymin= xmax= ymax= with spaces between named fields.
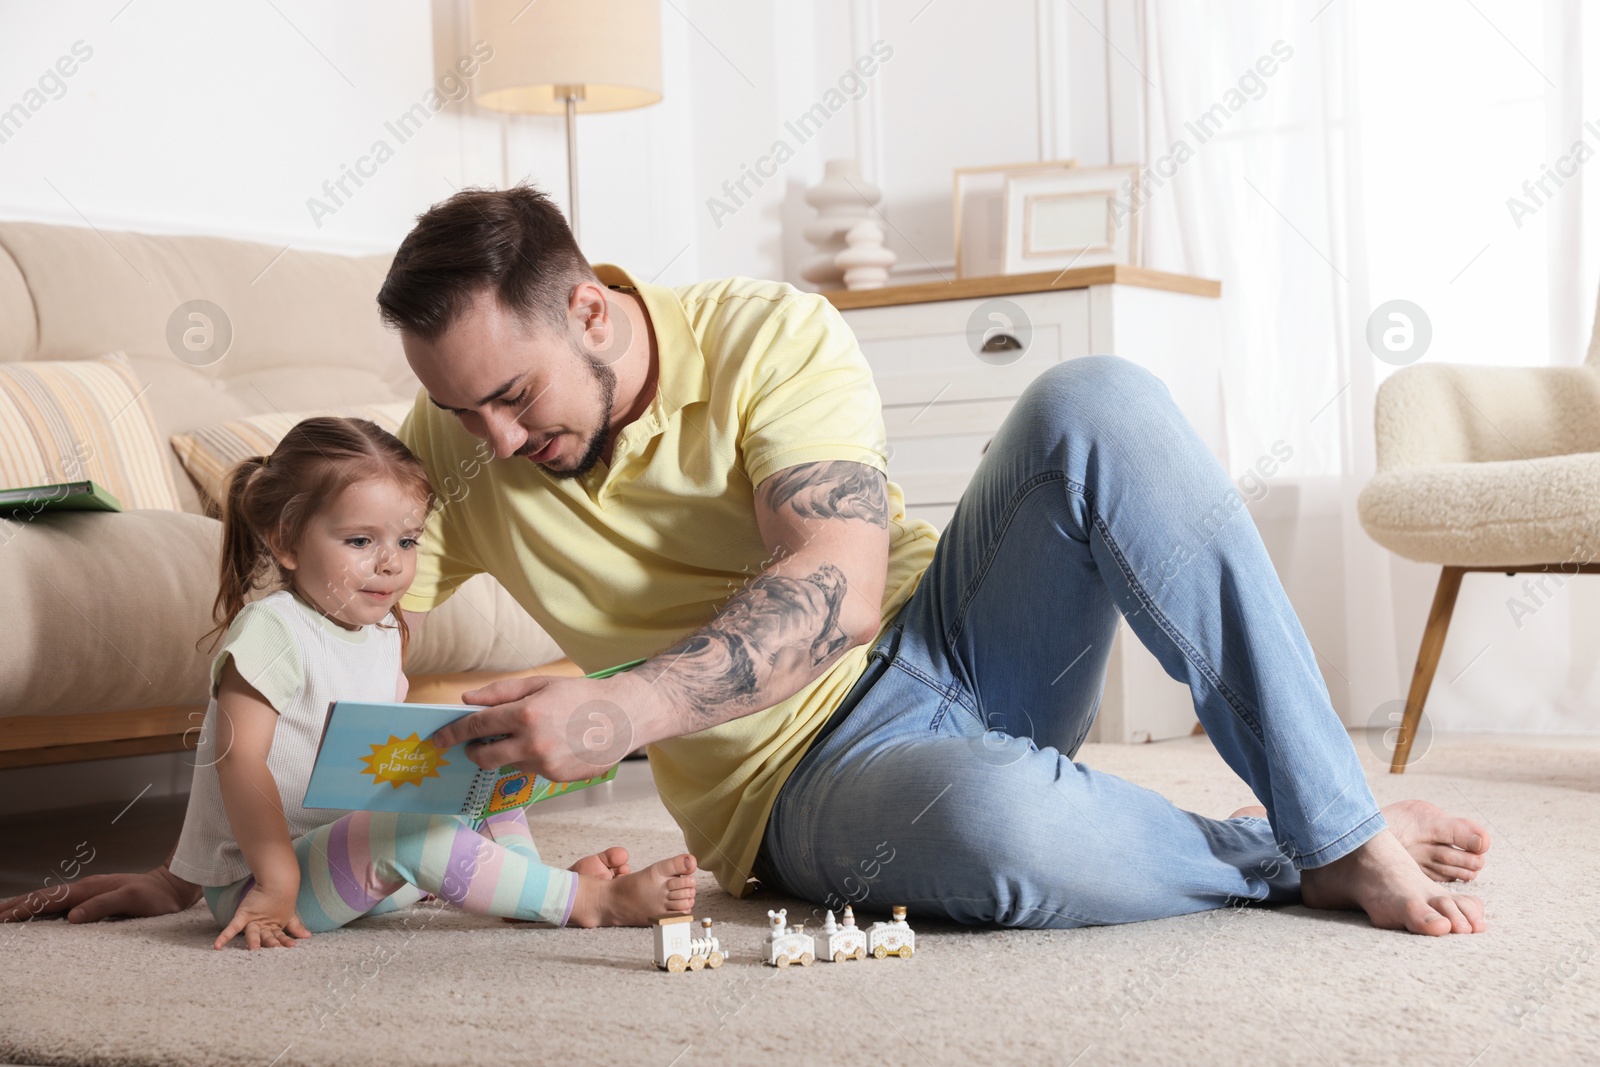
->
xmin=302 ymin=658 xmax=644 ymax=821
xmin=0 ymin=479 xmax=122 ymax=514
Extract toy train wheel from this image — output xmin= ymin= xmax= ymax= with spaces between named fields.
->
xmin=873 ymin=945 xmax=887 ymax=959
xmin=833 ymin=950 xmax=846 ymax=963
xmin=689 ymin=954 xmax=705 ymax=971
xmin=707 ymin=952 xmax=724 ymax=969
xmin=800 ymin=952 xmax=814 ymax=967
xmin=899 ymin=946 xmax=913 ymax=959
xmin=666 ymin=954 xmax=686 ymax=973
xmin=776 ymin=954 xmax=791 ymax=968
xmin=854 ymin=947 xmax=866 ymax=961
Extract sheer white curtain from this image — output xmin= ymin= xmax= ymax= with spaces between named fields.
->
xmin=1137 ymin=0 xmax=1600 ymax=734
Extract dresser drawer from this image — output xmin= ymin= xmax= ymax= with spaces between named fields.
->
xmin=848 ymin=289 xmax=1092 ymax=407
xmin=885 ymin=430 xmax=992 ymax=506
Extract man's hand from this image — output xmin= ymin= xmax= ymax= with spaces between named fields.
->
xmin=432 ymin=672 xmax=645 ymax=783
xmin=0 ymin=866 xmax=200 ymax=924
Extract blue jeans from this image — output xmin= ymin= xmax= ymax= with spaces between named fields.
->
xmin=756 ymin=355 xmax=1385 ymax=928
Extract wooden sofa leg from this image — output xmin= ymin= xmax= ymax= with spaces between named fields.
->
xmin=1391 ymin=566 xmax=1465 ymax=774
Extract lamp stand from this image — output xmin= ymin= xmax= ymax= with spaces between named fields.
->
xmin=554 ymin=83 xmax=586 ymax=244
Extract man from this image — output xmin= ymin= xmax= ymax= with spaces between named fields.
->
xmin=4 ymin=185 xmax=1489 ymax=935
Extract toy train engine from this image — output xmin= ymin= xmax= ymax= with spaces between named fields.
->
xmin=866 ymin=905 xmax=915 ymax=959
xmin=817 ymin=906 xmax=867 ymax=962
xmin=653 ymin=915 xmax=725 ymax=973
xmin=764 ymin=908 xmax=815 ymax=968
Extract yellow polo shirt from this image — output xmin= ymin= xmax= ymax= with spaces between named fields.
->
xmin=397 ymin=264 xmax=939 ymax=895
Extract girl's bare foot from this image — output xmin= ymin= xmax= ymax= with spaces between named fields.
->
xmin=1300 ymin=828 xmax=1486 ymax=935
xmin=1227 ymin=801 xmax=1490 ymax=883
xmin=567 ymin=853 xmax=698 ymax=928
xmin=568 ymin=846 xmax=632 ymax=880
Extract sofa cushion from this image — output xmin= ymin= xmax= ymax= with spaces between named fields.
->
xmin=0 ymin=509 xmax=564 ymax=718
xmin=0 ymin=221 xmax=420 ymax=516
xmin=170 ymin=401 xmax=412 ymax=515
xmin=0 ymin=352 xmax=181 ymax=511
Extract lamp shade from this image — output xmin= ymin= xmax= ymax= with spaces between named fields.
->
xmin=469 ymin=0 xmax=662 ymax=114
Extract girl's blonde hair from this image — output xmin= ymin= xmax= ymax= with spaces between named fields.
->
xmin=199 ymin=416 xmax=435 ymax=661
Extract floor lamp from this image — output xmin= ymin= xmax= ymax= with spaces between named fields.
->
xmin=468 ymin=0 xmax=663 ymax=245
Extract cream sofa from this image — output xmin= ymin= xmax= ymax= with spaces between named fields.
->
xmin=0 ymin=220 xmax=567 ymax=768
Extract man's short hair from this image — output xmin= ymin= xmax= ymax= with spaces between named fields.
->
xmin=377 ymin=183 xmax=597 ymax=343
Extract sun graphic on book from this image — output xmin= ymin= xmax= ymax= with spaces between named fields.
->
xmin=360 ymin=733 xmax=449 ymax=789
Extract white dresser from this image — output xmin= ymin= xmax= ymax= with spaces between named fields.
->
xmin=826 ymin=266 xmax=1225 ymax=744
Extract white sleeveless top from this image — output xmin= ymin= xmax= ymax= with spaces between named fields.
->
xmin=170 ymin=589 xmax=403 ymax=886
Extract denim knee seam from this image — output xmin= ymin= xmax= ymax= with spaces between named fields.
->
xmin=946 ymin=469 xmax=1073 ymax=650
xmin=1087 ymin=509 xmax=1267 ymax=743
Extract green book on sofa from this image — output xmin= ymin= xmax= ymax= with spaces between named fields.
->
xmin=0 ymin=479 xmax=122 ymax=514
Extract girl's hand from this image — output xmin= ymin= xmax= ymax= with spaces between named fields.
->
xmin=213 ymin=883 xmax=311 ymax=950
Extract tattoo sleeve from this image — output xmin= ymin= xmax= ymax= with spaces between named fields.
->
xmin=633 ymin=461 xmax=888 ymax=731
xmin=756 ymin=460 xmax=889 ymax=529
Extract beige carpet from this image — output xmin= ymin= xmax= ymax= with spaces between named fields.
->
xmin=3 ymin=736 xmax=1597 ymax=1067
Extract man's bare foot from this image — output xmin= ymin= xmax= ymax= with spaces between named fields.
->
xmin=1300 ymin=828 xmax=1486 ymax=936
xmin=567 ymin=853 xmax=698 ymax=928
xmin=1380 ymin=800 xmax=1490 ymax=882
xmin=1228 ymin=801 xmax=1490 ymax=883
xmin=569 ymin=846 xmax=632 ymax=880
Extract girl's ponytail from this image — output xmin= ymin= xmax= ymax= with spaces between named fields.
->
xmin=198 ymin=455 xmax=274 ymax=653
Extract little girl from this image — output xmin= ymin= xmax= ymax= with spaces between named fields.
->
xmin=169 ymin=416 xmax=696 ymax=950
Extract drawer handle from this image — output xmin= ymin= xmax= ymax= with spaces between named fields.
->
xmin=979 ymin=331 xmax=1024 ymax=353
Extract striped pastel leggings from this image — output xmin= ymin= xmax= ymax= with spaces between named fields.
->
xmin=202 ymin=809 xmax=579 ymax=931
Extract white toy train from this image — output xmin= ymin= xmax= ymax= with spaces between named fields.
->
xmin=652 ymin=915 xmax=725 ymax=972
xmin=765 ymin=905 xmax=914 ymax=966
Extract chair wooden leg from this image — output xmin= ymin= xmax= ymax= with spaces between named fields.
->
xmin=1391 ymin=566 xmax=1465 ymax=774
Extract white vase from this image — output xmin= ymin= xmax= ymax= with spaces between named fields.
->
xmin=799 ymin=160 xmax=880 ymax=288
xmin=835 ymin=219 xmax=897 ymax=290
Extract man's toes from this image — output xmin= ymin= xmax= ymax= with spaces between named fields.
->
xmin=1403 ymin=899 xmax=1454 ymax=936
xmin=1423 ymin=846 xmax=1483 ymax=881
xmin=600 ymin=846 xmax=630 ymax=869
xmin=1448 ymin=820 xmax=1490 ymax=854
xmin=1452 ymin=893 xmax=1488 ymax=933
xmin=660 ymin=852 xmax=697 ymax=877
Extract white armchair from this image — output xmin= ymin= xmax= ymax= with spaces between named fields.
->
xmin=1357 ymin=298 xmax=1600 ymax=772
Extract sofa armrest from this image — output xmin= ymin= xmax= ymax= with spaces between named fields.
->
xmin=1374 ymin=363 xmax=1600 ymax=471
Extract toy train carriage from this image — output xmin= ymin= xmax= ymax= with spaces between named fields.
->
xmin=653 ymin=915 xmax=724 ymax=973
xmin=866 ymin=905 xmax=915 ymax=959
xmin=765 ymin=908 xmax=815 ymax=968
xmin=817 ymin=907 xmax=867 ymax=962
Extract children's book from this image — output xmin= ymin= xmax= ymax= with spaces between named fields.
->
xmin=302 ymin=658 xmax=645 ymax=821
xmin=0 ymin=479 xmax=122 ymax=513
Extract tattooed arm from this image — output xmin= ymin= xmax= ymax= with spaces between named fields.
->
xmin=431 ymin=460 xmax=892 ymax=778
xmin=624 ymin=460 xmax=891 ymax=733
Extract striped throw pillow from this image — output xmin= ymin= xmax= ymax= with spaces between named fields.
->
xmin=0 ymin=352 xmax=182 ymax=511
xmin=169 ymin=401 xmax=413 ymax=516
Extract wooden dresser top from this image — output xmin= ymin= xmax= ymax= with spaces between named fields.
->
xmin=822 ymin=264 xmax=1221 ymax=311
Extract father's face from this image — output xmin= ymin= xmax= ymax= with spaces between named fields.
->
xmin=403 ymin=288 xmax=617 ymax=480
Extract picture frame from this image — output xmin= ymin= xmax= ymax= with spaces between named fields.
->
xmin=1000 ymin=164 xmax=1140 ymax=274
xmin=952 ymin=159 xmax=1077 ymax=279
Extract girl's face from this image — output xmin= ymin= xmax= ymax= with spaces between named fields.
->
xmin=272 ymin=477 xmax=426 ymax=630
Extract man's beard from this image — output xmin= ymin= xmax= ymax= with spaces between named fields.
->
xmin=537 ymin=338 xmax=618 ymax=481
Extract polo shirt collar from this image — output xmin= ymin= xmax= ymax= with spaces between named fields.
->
xmin=593 ymin=263 xmax=710 ymax=433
